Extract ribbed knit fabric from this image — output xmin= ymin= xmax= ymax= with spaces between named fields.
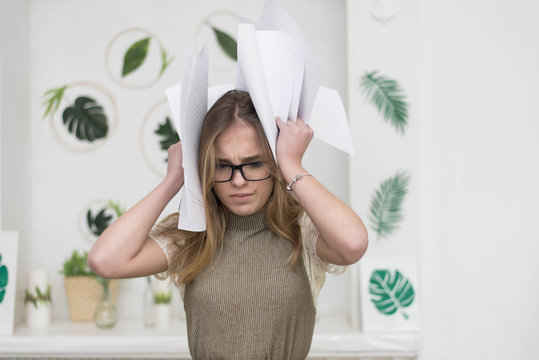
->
xmin=183 ymin=211 xmax=316 ymax=359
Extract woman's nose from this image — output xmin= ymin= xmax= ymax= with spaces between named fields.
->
xmin=230 ymin=168 xmax=247 ymax=186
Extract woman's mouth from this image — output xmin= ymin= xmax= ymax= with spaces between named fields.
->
xmin=230 ymin=193 xmax=252 ymax=202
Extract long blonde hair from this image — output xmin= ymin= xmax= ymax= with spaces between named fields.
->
xmin=156 ymin=90 xmax=303 ymax=286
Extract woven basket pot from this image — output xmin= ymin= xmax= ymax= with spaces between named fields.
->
xmin=64 ymin=276 xmax=118 ymax=321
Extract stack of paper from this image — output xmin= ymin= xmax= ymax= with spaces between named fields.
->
xmin=166 ymin=0 xmax=354 ymax=231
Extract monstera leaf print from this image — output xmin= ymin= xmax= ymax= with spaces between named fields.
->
xmin=155 ymin=116 xmax=179 ymax=161
xmin=122 ymin=37 xmax=150 ymax=77
xmin=62 ymin=96 xmax=108 ymax=142
xmin=0 ymin=254 xmax=8 ymax=303
xmin=87 ymin=208 xmax=113 ymax=237
xmin=369 ymin=269 xmax=415 ymax=319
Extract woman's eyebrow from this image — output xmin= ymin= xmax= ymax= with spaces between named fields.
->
xmin=216 ymin=154 xmax=264 ymax=164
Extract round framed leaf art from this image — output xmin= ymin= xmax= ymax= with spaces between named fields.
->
xmin=194 ymin=11 xmax=239 ymax=71
xmin=369 ymin=0 xmax=399 ymax=24
xmin=140 ymin=98 xmax=179 ymax=178
xmin=105 ymin=27 xmax=174 ymax=90
xmin=79 ymin=199 xmax=124 ymax=244
xmin=43 ymin=82 xmax=118 ymax=152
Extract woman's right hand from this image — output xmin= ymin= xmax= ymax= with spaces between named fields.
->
xmin=165 ymin=141 xmax=185 ymax=191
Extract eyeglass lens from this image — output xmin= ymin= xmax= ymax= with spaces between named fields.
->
xmin=215 ymin=162 xmax=270 ymax=182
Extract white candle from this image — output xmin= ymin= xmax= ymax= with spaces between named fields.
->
xmin=26 ymin=268 xmax=51 ymax=329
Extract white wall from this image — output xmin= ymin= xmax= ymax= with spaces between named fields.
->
xmin=419 ymin=0 xmax=539 ymax=358
xmin=1 ymin=0 xmax=31 ymax=325
xmin=1 ymin=0 xmax=350 ymax=322
xmin=349 ymin=0 xmax=539 ymax=358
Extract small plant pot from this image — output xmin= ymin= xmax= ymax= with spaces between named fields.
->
xmin=64 ymin=276 xmax=118 ymax=321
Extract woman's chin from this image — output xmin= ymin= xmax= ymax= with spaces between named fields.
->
xmin=226 ymin=204 xmax=261 ymax=216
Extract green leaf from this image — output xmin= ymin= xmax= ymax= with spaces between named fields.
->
xmin=25 ymin=285 xmax=52 ymax=308
xmin=154 ymin=116 xmax=180 ymax=161
xmin=159 ymin=47 xmax=174 ymax=76
xmin=122 ymin=37 xmax=150 ymax=77
xmin=42 ymin=85 xmax=67 ymax=119
xmin=0 ymin=261 xmax=7 ymax=288
xmin=369 ymin=269 xmax=415 ymax=319
xmin=211 ymin=25 xmax=237 ymax=61
xmin=360 ymin=71 xmax=408 ymax=134
xmin=154 ymin=290 xmax=172 ymax=304
xmin=369 ymin=171 xmax=410 ymax=239
xmin=87 ymin=208 xmax=113 ymax=237
xmin=62 ymin=96 xmax=108 ymax=142
xmin=0 ymin=256 xmax=7 ymax=304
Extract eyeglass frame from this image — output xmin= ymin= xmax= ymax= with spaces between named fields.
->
xmin=213 ymin=161 xmax=272 ymax=183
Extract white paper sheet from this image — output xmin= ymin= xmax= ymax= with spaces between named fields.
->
xmin=236 ymin=23 xmax=276 ymax=157
xmin=174 ymin=46 xmax=208 ymax=232
xmin=256 ymin=0 xmax=322 ymax=122
xmin=166 ymin=78 xmax=233 ymax=231
xmin=164 ymin=0 xmax=355 ymax=232
xmin=236 ymin=24 xmax=305 ymax=157
xmin=309 ymin=87 xmax=356 ymax=155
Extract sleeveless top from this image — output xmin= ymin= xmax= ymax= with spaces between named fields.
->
xmin=151 ymin=211 xmax=344 ymax=359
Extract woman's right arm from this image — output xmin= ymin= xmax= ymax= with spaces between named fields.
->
xmin=88 ymin=142 xmax=184 ymax=279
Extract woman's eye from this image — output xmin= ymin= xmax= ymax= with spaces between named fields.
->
xmin=216 ymin=163 xmax=229 ymax=170
xmin=248 ymin=161 xmax=264 ymax=168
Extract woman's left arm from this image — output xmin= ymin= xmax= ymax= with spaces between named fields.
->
xmin=275 ymin=117 xmax=368 ymax=266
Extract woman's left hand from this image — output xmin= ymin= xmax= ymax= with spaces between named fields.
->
xmin=275 ymin=117 xmax=313 ymax=180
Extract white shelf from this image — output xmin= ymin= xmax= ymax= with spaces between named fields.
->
xmin=1 ymin=316 xmax=419 ymax=358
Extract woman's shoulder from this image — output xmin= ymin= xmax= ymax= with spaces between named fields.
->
xmin=149 ymin=213 xmax=183 ymax=262
xmin=298 ymin=210 xmax=346 ymax=275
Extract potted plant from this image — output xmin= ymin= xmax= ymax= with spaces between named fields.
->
xmin=60 ymin=250 xmax=118 ymax=321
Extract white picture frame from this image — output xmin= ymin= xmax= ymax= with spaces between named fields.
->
xmin=0 ymin=231 xmax=19 ymax=335
xmin=359 ymin=256 xmax=420 ymax=332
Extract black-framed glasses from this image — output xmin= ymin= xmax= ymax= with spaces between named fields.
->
xmin=214 ymin=161 xmax=271 ymax=183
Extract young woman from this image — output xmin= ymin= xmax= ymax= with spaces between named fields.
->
xmin=88 ymin=90 xmax=368 ymax=359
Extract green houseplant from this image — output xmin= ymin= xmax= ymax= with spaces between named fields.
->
xmin=60 ymin=250 xmax=118 ymax=321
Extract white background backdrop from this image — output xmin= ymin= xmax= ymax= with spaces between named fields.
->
xmin=348 ymin=0 xmax=539 ymax=359
xmin=2 ymin=0 xmax=539 ymax=359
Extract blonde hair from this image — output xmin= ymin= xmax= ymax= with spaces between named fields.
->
xmin=155 ymin=90 xmax=303 ymax=286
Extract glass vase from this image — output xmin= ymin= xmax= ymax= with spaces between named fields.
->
xmin=143 ymin=276 xmax=155 ymax=327
xmin=94 ymin=279 xmax=117 ymax=329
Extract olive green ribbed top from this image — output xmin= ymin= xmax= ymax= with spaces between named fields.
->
xmin=183 ymin=211 xmax=316 ymax=359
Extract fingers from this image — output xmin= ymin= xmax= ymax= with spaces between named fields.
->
xmin=276 ymin=117 xmax=309 ymax=127
xmin=275 ymin=116 xmax=286 ymax=129
xmin=275 ymin=116 xmax=312 ymax=139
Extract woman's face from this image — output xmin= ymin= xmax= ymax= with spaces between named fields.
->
xmin=212 ymin=121 xmax=274 ymax=216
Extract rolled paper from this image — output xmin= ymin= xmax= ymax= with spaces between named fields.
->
xmin=27 ymin=269 xmax=50 ymax=293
